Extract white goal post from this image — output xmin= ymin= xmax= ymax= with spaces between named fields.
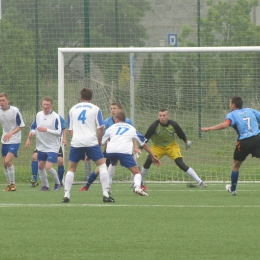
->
xmin=58 ymin=46 xmax=260 ymax=183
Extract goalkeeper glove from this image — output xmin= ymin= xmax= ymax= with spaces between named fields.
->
xmin=185 ymin=140 xmax=192 ymax=149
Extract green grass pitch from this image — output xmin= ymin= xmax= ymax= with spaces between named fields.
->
xmin=1 ymin=182 xmax=260 ymax=260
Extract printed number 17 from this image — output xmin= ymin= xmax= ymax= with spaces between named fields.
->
xmin=115 ymin=127 xmax=129 ymax=135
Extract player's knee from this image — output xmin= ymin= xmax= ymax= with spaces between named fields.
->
xmin=98 ymin=163 xmax=107 ymax=174
xmin=94 ymin=167 xmax=100 ymax=175
xmin=4 ymin=162 xmax=11 ymax=168
xmin=175 ymin=158 xmax=189 ymax=172
xmin=131 ymin=166 xmax=140 ymax=175
xmin=58 ymin=157 xmax=63 ymax=166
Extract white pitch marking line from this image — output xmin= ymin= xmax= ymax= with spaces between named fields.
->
xmin=1 ymin=203 xmax=260 ymax=208
xmin=7 ymin=189 xmax=260 ymax=192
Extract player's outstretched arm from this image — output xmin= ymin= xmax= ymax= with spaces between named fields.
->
xmin=201 ymin=121 xmax=230 ymax=132
xmin=142 ymin=143 xmax=161 ymax=167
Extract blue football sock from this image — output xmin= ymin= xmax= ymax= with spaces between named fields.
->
xmin=58 ymin=165 xmax=65 ymax=183
xmin=31 ymin=161 xmax=38 ymax=182
xmin=231 ymin=170 xmax=239 ymax=191
xmin=86 ymin=171 xmax=98 ymax=188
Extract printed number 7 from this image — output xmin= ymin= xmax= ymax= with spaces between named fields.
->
xmin=243 ymin=117 xmax=251 ymax=130
xmin=115 ymin=127 xmax=129 ymax=135
xmin=78 ymin=110 xmax=87 ymax=124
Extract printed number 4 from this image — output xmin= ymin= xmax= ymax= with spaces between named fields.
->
xmin=78 ymin=110 xmax=87 ymax=124
xmin=243 ymin=117 xmax=251 ymax=130
xmin=115 ymin=127 xmax=129 ymax=135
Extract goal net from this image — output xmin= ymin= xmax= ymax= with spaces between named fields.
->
xmin=59 ymin=46 xmax=260 ymax=183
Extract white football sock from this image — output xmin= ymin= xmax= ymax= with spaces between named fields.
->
xmin=108 ymin=164 xmax=115 ymax=188
xmin=7 ymin=165 xmax=15 ymax=184
xmin=4 ymin=168 xmax=10 ymax=183
xmin=186 ymin=167 xmax=202 ymax=183
xmin=98 ymin=163 xmax=109 ymax=197
xmin=141 ymin=167 xmax=149 ymax=181
xmin=48 ymin=168 xmax=60 ymax=184
xmin=134 ymin=173 xmax=142 ymax=189
xmin=64 ymin=171 xmax=74 ymax=198
xmin=39 ymin=169 xmax=49 ymax=187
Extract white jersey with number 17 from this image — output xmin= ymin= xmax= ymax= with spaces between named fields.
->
xmin=102 ymin=122 xmax=147 ymax=154
xmin=68 ymin=101 xmax=104 ymax=147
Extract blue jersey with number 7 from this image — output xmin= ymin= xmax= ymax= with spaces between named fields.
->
xmin=226 ymin=108 xmax=260 ymax=140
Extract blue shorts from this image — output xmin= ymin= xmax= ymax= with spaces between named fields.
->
xmin=106 ymin=153 xmax=137 ymax=168
xmin=37 ymin=151 xmax=58 ymax=163
xmin=69 ymin=145 xmax=104 ymax=163
xmin=2 ymin=143 xmax=20 ymax=157
xmin=34 ymin=147 xmax=63 ymax=157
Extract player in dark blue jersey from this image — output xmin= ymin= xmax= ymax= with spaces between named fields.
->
xmin=103 ymin=103 xmax=133 ymax=130
xmin=201 ymin=95 xmax=260 ymax=195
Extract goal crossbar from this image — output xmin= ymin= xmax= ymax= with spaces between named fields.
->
xmin=58 ymin=46 xmax=260 ymax=117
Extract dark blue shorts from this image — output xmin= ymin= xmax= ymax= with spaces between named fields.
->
xmin=34 ymin=147 xmax=63 ymax=157
xmin=106 ymin=153 xmax=136 ymax=168
xmin=2 ymin=143 xmax=20 ymax=157
xmin=69 ymin=145 xmax=104 ymax=163
xmin=37 ymin=151 xmax=58 ymax=163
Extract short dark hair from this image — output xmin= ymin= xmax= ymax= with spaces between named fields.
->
xmin=159 ymin=108 xmax=168 ymax=113
xmin=231 ymin=96 xmax=243 ymax=109
xmin=81 ymin=88 xmax=93 ymax=101
xmin=111 ymin=102 xmax=123 ymax=110
xmin=115 ymin=111 xmax=125 ymax=122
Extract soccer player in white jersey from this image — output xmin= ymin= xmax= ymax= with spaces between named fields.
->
xmin=0 ymin=92 xmax=25 ymax=191
xmin=78 ymin=102 xmax=142 ymax=192
xmin=102 ymin=111 xmax=161 ymax=196
xmin=62 ymin=88 xmax=113 ymax=203
xmin=25 ymin=96 xmax=62 ymax=191
xmin=25 ymin=115 xmax=67 ymax=187
xmin=202 ymin=95 xmax=260 ymax=195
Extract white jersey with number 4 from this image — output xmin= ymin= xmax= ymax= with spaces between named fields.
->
xmin=102 ymin=122 xmax=147 ymax=154
xmin=68 ymin=101 xmax=104 ymax=147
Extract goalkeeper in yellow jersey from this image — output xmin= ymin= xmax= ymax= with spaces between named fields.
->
xmin=140 ymin=108 xmax=206 ymax=188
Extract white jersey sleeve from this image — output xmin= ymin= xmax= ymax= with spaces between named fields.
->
xmin=0 ymin=105 xmax=25 ymax=144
